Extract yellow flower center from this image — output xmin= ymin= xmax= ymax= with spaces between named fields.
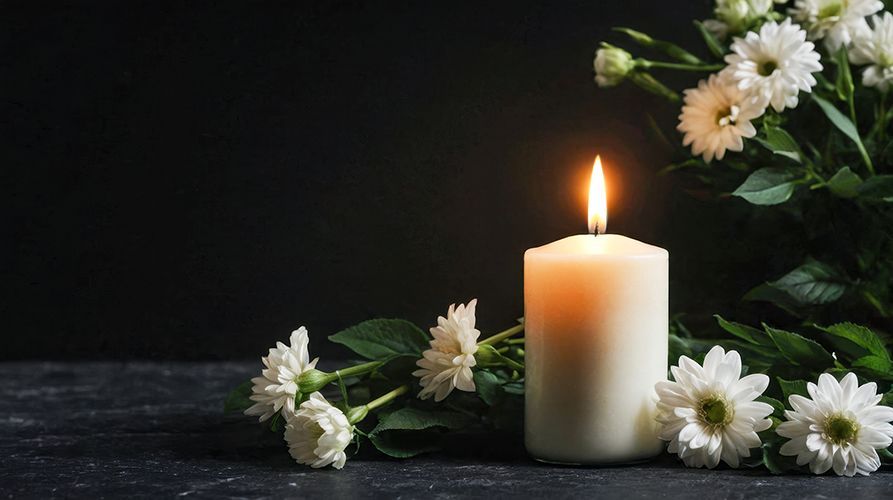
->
xmin=758 ymin=60 xmax=778 ymax=76
xmin=824 ymin=413 xmax=859 ymax=445
xmin=818 ymin=1 xmax=844 ymax=20
xmin=716 ymin=105 xmax=741 ymax=127
xmin=698 ymin=394 xmax=734 ymax=427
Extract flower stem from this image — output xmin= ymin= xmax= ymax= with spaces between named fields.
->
xmin=845 ymin=90 xmax=876 ymax=175
xmin=365 ymin=385 xmax=409 ymax=411
xmin=478 ymin=323 xmax=524 ymax=346
xmin=334 ymin=360 xmax=384 ymax=379
xmin=636 ymin=59 xmax=724 ymax=72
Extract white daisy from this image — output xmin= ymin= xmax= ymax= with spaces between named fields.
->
xmin=849 ymin=12 xmax=893 ymax=91
xmin=777 ymin=372 xmax=893 ymax=476
xmin=676 ymin=74 xmax=766 ymax=162
xmin=790 ymin=0 xmax=883 ymax=51
xmin=722 ymin=19 xmax=823 ymax=112
xmin=412 ymin=299 xmax=480 ymax=402
xmin=284 ymin=392 xmax=353 ymax=469
xmin=655 ymin=345 xmax=774 ymax=468
xmin=244 ymin=326 xmax=320 ymax=422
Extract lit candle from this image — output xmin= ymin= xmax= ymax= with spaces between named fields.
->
xmin=524 ymin=156 xmax=668 ymax=464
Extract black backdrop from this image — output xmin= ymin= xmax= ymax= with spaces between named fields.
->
xmin=4 ymin=1 xmax=718 ymax=359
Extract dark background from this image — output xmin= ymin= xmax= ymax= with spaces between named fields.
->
xmin=4 ymin=1 xmax=730 ymax=360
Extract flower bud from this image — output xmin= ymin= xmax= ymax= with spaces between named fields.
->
xmin=714 ymin=0 xmax=773 ymax=35
xmin=345 ymin=405 xmax=369 ymax=425
xmin=297 ymin=368 xmax=333 ymax=394
xmin=474 ymin=344 xmax=501 ymax=365
xmin=593 ymin=45 xmax=635 ymax=87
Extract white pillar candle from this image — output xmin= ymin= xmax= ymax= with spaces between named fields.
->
xmin=524 ymin=157 xmax=668 ymax=464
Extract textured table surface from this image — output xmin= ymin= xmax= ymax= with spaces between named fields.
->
xmin=2 ymin=362 xmax=892 ymax=499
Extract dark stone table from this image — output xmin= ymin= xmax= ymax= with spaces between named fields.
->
xmin=2 ymin=362 xmax=892 ymax=498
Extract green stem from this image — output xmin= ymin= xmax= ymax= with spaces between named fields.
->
xmin=478 ymin=323 xmax=524 ymax=346
xmin=857 ymin=141 xmax=876 ymax=176
xmin=505 ymin=338 xmax=525 ymax=345
xmin=501 ymin=357 xmax=525 ymax=372
xmin=365 ymin=385 xmax=409 ymax=411
xmin=636 ymin=59 xmax=724 ymax=72
xmin=334 ymin=360 xmax=384 ymax=379
xmin=846 ymin=90 xmax=876 ymax=175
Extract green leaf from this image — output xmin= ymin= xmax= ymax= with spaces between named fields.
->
xmin=368 ymin=430 xmax=442 ymax=458
xmin=768 ymin=259 xmax=846 ymax=306
xmin=743 ymin=283 xmax=804 ymax=315
xmin=693 ymin=20 xmax=724 ymax=59
xmin=777 ymin=378 xmax=809 ymax=401
xmin=732 ymin=168 xmax=800 ymax=205
xmin=367 ymin=407 xmax=470 ymax=458
xmin=371 ymin=407 xmax=469 ymax=434
xmin=756 ymin=395 xmax=786 ymax=416
xmin=715 ymin=315 xmax=774 ymax=347
xmin=812 ymin=94 xmax=872 ymax=172
xmin=853 ymin=355 xmax=893 ymax=373
xmin=764 ymin=324 xmax=835 ymax=369
xmin=858 ymin=175 xmax=893 ymax=202
xmin=503 ymin=382 xmax=524 ymax=395
xmin=826 ymin=166 xmax=862 ymax=198
xmin=329 ymin=319 xmax=429 ymax=360
xmin=473 ymin=370 xmax=504 ymax=405
xmin=755 ymin=127 xmax=802 ymax=163
xmin=816 ymin=322 xmax=890 ymax=360
xmin=223 ymin=380 xmax=254 ymax=413
xmin=762 ymin=436 xmax=800 ymax=474
xmin=835 ymin=46 xmax=854 ymax=103
xmin=812 ymin=94 xmax=860 ymax=143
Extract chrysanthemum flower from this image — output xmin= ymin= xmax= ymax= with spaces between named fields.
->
xmin=849 ymin=12 xmax=893 ymax=91
xmin=284 ymin=392 xmax=353 ymax=469
xmin=790 ymin=0 xmax=883 ymax=51
xmin=244 ymin=326 xmax=320 ymax=422
xmin=676 ymin=74 xmax=766 ymax=162
xmin=655 ymin=345 xmax=774 ymax=468
xmin=412 ymin=299 xmax=480 ymax=402
xmin=777 ymin=372 xmax=893 ymax=476
xmin=722 ymin=19 xmax=823 ymax=112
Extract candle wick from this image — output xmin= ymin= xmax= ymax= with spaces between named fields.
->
xmin=590 ymin=222 xmax=599 ymax=237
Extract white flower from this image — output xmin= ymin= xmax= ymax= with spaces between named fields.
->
xmin=776 ymin=372 xmax=893 ymax=476
xmin=412 ymin=299 xmax=480 ymax=402
xmin=849 ymin=12 xmax=893 ymax=91
xmin=244 ymin=326 xmax=319 ymax=422
xmin=676 ymin=74 xmax=766 ymax=162
xmin=284 ymin=392 xmax=353 ymax=469
xmin=594 ymin=45 xmax=635 ymax=87
xmin=655 ymin=345 xmax=774 ymax=468
xmin=722 ymin=19 xmax=823 ymax=112
xmin=790 ymin=0 xmax=883 ymax=51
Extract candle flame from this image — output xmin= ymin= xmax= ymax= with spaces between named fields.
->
xmin=588 ymin=156 xmax=607 ymax=235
